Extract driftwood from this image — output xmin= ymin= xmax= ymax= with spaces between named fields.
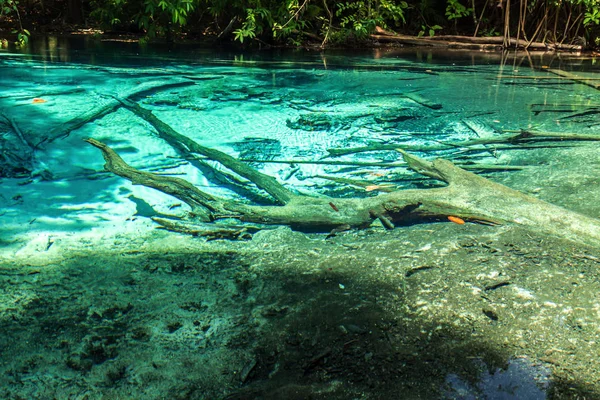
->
xmin=35 ymin=79 xmax=196 ymax=148
xmin=239 ymin=158 xmax=525 ymax=172
xmin=86 ymin=102 xmax=600 ymax=248
xmin=370 ymin=31 xmax=582 ymax=52
xmin=404 ymin=92 xmax=442 ymax=110
xmin=497 ymin=75 xmax=600 ymax=80
xmin=0 ymin=112 xmax=35 ymax=178
xmin=327 ymin=129 xmax=600 ymax=157
xmin=544 ymin=68 xmax=600 ymax=90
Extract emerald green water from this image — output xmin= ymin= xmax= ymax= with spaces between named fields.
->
xmin=1 ymin=38 xmax=599 ymax=399
xmin=1 ymin=38 xmax=598 ymax=233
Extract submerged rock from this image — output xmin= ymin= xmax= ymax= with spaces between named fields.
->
xmin=232 ymin=137 xmax=282 ymax=164
xmin=286 ymin=113 xmax=350 ymax=132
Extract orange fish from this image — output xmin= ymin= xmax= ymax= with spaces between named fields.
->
xmin=448 ymin=216 xmax=465 ymax=225
xmin=32 ymin=98 xmax=47 ymax=104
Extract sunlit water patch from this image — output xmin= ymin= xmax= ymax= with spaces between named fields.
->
xmin=2 ymin=41 xmax=599 ymax=238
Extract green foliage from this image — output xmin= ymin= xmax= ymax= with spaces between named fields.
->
xmin=479 ymin=27 xmax=499 ymax=37
xmin=418 ymin=23 xmax=442 ymax=37
xmin=584 ymin=7 xmax=600 ymax=27
xmin=195 ymin=0 xmax=408 ymax=45
xmin=89 ymin=0 xmax=128 ymax=27
xmin=90 ymin=0 xmax=197 ymax=39
xmin=0 ymin=0 xmax=29 ymax=46
xmin=576 ymin=0 xmax=600 ymax=45
xmin=378 ymin=0 xmax=409 ymax=25
xmin=272 ymin=1 xmax=315 ymax=39
xmin=0 ymin=0 xmax=16 ymax=16
xmin=136 ymin=0 xmax=195 ymax=37
xmin=3 ymin=0 xmax=597 ymax=48
xmin=336 ymin=0 xmax=407 ymax=39
xmin=233 ymin=7 xmax=272 ymax=43
xmin=445 ymin=0 xmax=472 ymax=21
xmin=13 ymin=27 xmax=29 ymax=46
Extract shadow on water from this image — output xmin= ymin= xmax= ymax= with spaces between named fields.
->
xmin=2 ymin=34 xmax=599 ymax=69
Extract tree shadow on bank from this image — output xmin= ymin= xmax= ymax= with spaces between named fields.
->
xmin=220 ymin=226 xmax=600 ymax=400
xmin=0 ymin=225 xmax=598 ymax=399
xmin=223 ymin=262 xmax=544 ymax=399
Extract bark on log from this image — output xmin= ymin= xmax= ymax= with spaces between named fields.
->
xmin=36 ymin=79 xmax=196 ymax=148
xmin=86 ymin=111 xmax=600 ymax=249
xmin=327 ymin=130 xmax=600 ymax=157
xmin=370 ymin=33 xmax=582 ymax=52
xmin=117 ymin=99 xmax=296 ymax=205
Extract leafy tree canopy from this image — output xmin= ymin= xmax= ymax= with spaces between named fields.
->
xmin=0 ymin=0 xmax=599 ymax=48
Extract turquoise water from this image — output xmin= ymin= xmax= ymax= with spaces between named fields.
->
xmin=2 ymin=38 xmax=599 ymax=234
xmin=1 ymin=38 xmax=599 ymax=399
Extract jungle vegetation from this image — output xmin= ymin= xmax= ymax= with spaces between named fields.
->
xmin=0 ymin=0 xmax=599 ymax=48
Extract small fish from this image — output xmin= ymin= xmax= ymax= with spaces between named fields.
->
xmin=365 ymin=185 xmax=381 ymax=192
xmin=329 ymin=202 xmax=339 ymax=212
xmin=448 ymin=216 xmax=465 ymax=225
xmin=32 ymin=98 xmax=47 ymax=104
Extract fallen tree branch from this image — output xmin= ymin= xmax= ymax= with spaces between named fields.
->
xmin=404 ymin=92 xmax=443 ymax=110
xmin=0 ymin=112 xmax=35 ymax=178
xmin=242 ymin=158 xmax=526 ymax=172
xmin=36 ymin=79 xmax=196 ymax=148
xmin=118 ymin=99 xmax=297 ymax=205
xmin=87 ymin=128 xmax=600 ymax=248
xmin=370 ymin=33 xmax=582 ymax=51
xmin=327 ymin=129 xmax=600 ymax=157
xmin=544 ymin=68 xmax=600 ymax=90
xmin=152 ymin=217 xmax=257 ymax=240
xmin=85 ymin=138 xmax=223 ymax=222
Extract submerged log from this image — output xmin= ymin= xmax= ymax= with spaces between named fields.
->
xmin=0 ymin=112 xmax=35 ymax=178
xmin=37 ymin=79 xmax=196 ymax=148
xmin=327 ymin=129 xmax=600 ymax=157
xmin=404 ymin=92 xmax=442 ymax=110
xmin=118 ymin=99 xmax=296 ymax=205
xmin=86 ymin=103 xmax=600 ymax=248
xmin=544 ymin=69 xmax=600 ymax=90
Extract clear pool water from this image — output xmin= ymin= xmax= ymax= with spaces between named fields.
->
xmin=1 ymin=37 xmax=599 ymax=233
xmin=1 ymin=37 xmax=599 ymax=400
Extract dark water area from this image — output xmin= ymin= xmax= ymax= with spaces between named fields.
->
xmin=5 ymin=34 xmax=600 ymax=71
xmin=1 ymin=36 xmax=600 ymax=399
